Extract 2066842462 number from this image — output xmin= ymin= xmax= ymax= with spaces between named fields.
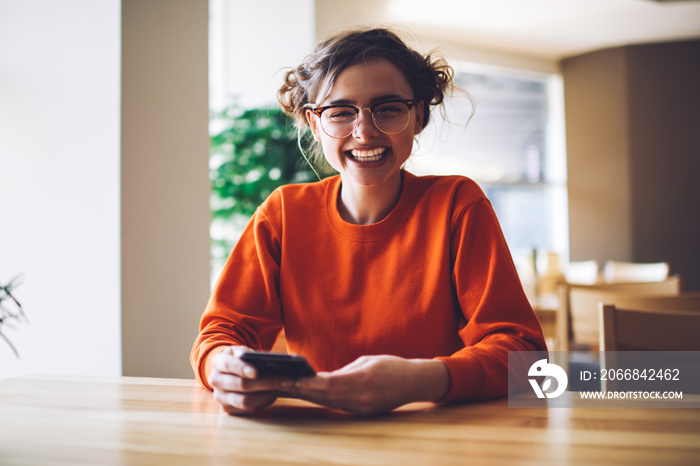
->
xmin=600 ymin=368 xmax=680 ymax=381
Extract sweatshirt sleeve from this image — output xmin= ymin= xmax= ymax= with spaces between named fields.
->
xmin=190 ymin=202 xmax=284 ymax=390
xmin=436 ymin=196 xmax=547 ymax=402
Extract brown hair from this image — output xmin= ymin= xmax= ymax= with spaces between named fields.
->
xmin=277 ymin=27 xmax=455 ymax=169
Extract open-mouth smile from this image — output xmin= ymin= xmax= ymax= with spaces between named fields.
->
xmin=348 ymin=147 xmax=388 ymax=163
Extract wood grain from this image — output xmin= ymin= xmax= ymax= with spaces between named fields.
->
xmin=1 ymin=374 xmax=698 ymax=465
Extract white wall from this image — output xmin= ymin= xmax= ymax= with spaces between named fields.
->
xmin=0 ymin=0 xmax=121 ymax=377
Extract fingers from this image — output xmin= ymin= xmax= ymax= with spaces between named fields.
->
xmin=211 ymin=346 xmax=256 ymax=378
xmin=214 ymin=388 xmax=277 ymax=415
xmin=292 ymin=379 xmax=382 ymax=416
xmin=208 ymin=346 xmax=289 ymax=416
xmin=294 ymin=372 xmax=374 ymax=404
xmin=209 ymin=370 xmax=289 ymax=393
xmin=209 ymin=347 xmax=292 ymax=393
xmin=286 ymin=356 xmax=417 ymax=416
xmin=292 ymin=372 xmax=347 ymax=393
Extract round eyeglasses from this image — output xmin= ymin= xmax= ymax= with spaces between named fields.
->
xmin=309 ymin=99 xmax=416 ymax=139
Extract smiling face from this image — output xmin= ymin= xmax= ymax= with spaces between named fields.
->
xmin=306 ymin=59 xmax=424 ymax=191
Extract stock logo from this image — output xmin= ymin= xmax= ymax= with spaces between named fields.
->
xmin=528 ymin=359 xmax=568 ymax=399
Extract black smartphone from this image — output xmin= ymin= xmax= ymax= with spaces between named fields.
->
xmin=239 ymin=351 xmax=316 ymax=379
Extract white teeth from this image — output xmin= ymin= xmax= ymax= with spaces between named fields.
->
xmin=351 ymin=148 xmax=386 ymax=160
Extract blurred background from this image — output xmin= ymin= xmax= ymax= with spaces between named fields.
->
xmin=1 ymin=0 xmax=699 ymax=379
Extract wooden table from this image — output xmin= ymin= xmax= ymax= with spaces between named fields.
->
xmin=1 ymin=374 xmax=699 ymax=465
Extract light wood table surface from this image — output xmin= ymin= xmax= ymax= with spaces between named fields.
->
xmin=1 ymin=374 xmax=699 ymax=465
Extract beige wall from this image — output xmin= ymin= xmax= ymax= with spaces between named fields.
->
xmin=561 ymin=47 xmax=633 ymax=263
xmin=562 ymin=40 xmax=700 ymax=291
xmin=121 ymin=0 xmax=211 ymax=378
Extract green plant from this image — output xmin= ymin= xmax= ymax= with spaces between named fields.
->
xmin=209 ymin=105 xmax=330 ymax=265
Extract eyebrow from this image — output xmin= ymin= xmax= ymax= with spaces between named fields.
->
xmin=325 ymin=94 xmax=410 ymax=106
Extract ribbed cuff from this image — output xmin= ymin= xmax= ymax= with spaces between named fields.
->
xmin=435 ymin=353 xmax=485 ymax=402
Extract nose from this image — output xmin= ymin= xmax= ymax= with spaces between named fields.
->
xmin=352 ymin=108 xmax=380 ymax=139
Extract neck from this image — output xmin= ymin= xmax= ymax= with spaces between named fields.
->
xmin=338 ymin=171 xmax=403 ymax=225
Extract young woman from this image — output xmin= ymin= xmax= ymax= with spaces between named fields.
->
xmin=191 ymin=27 xmax=547 ymax=416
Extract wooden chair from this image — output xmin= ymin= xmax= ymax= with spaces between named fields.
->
xmin=601 ymin=292 xmax=700 ymax=313
xmin=598 ymin=303 xmax=700 ymax=392
xmin=556 ymin=275 xmax=682 ymax=351
xmin=599 ymin=304 xmax=700 ymax=352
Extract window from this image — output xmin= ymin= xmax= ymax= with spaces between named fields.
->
xmin=208 ymin=0 xmax=316 ymax=286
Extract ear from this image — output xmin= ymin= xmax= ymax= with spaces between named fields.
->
xmin=306 ymin=109 xmax=322 ymax=142
xmin=413 ymin=100 xmax=425 ymax=135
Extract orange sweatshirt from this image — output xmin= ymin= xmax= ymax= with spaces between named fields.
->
xmin=191 ymin=171 xmax=546 ymax=402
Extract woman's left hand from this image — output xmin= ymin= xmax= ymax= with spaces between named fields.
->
xmin=281 ymin=355 xmax=450 ymax=416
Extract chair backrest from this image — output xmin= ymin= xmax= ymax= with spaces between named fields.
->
xmin=599 ymin=304 xmax=700 ymax=352
xmin=602 ymin=260 xmax=669 ymax=283
xmin=556 ymin=275 xmax=683 ymax=351
xmin=598 ymin=303 xmax=700 ymax=392
xmin=602 ymin=292 xmax=700 ymax=313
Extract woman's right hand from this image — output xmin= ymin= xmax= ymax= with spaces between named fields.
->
xmin=207 ymin=346 xmax=289 ymax=415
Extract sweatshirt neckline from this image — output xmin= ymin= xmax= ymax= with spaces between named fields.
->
xmin=326 ymin=170 xmax=417 ymax=241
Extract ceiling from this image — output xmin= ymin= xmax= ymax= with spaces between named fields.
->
xmin=325 ymin=0 xmax=700 ymax=61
